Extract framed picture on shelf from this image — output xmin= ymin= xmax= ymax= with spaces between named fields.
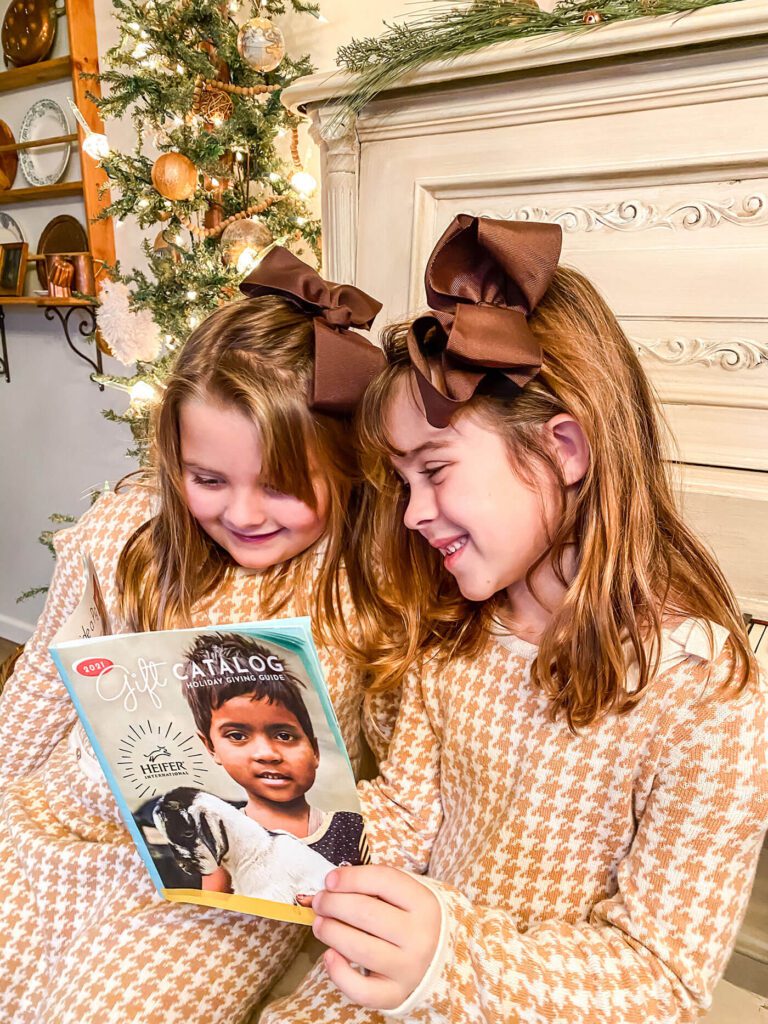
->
xmin=0 ymin=241 xmax=28 ymax=296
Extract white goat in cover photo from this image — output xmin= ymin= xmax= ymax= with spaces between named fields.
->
xmin=152 ymin=786 xmax=335 ymax=904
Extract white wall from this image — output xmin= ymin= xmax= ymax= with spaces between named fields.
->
xmin=0 ymin=0 xmax=410 ymax=641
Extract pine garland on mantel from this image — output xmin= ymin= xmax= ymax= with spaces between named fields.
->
xmin=335 ymin=0 xmax=741 ymax=120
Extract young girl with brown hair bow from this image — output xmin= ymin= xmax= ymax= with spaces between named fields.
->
xmin=0 ymin=248 xmax=397 ymax=1024
xmin=261 ymin=215 xmax=768 ymax=1023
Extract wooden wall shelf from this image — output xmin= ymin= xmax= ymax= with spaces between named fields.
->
xmin=0 ymin=133 xmax=78 ymax=155
xmin=0 ymin=56 xmax=72 ymax=93
xmin=0 ymin=182 xmax=84 ymax=205
xmin=0 ymin=296 xmax=92 ymax=307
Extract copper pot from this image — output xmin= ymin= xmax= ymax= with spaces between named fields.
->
xmin=69 ymin=253 xmax=97 ymax=295
xmin=44 ymin=252 xmax=103 ymax=297
xmin=45 ymin=254 xmax=73 ymax=298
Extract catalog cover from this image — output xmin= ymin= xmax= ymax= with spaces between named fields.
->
xmin=49 ymin=560 xmax=367 ymax=925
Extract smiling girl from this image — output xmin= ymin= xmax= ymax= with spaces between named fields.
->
xmin=0 ymin=248 xmax=396 ymax=1024
xmin=261 ymin=215 xmax=768 ymax=1023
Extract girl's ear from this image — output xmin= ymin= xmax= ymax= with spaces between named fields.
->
xmin=199 ymin=730 xmax=220 ymax=763
xmin=544 ymin=414 xmax=590 ymax=487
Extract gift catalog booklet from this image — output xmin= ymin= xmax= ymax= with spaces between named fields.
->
xmin=50 ymin=558 xmax=368 ymax=925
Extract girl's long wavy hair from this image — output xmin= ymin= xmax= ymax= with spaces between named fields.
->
xmin=354 ymin=266 xmax=754 ymax=729
xmin=116 ymin=295 xmax=362 ymax=648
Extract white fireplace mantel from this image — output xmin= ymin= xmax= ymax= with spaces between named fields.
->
xmin=284 ymin=0 xmax=768 ymax=113
xmin=284 ymin=0 xmax=768 ymax=619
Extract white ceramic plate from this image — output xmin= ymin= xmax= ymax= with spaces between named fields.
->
xmin=0 ymin=211 xmax=24 ymax=244
xmin=19 ymin=99 xmax=71 ymax=187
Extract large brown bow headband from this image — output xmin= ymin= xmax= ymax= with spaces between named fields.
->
xmin=407 ymin=214 xmax=563 ymax=428
xmin=240 ymin=247 xmax=385 ymax=416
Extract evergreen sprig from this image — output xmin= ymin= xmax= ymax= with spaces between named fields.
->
xmin=336 ymin=0 xmax=739 ymax=120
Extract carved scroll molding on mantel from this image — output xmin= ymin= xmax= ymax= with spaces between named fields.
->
xmin=307 ymin=106 xmax=359 ymax=283
xmin=503 ymin=195 xmax=768 ymax=232
xmin=634 ymin=336 xmax=768 ymax=371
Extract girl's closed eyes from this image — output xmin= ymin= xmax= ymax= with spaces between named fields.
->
xmin=261 ymin=483 xmax=291 ymax=498
xmin=420 ymin=463 xmax=449 ymax=481
xmin=187 ymin=467 xmax=291 ymax=500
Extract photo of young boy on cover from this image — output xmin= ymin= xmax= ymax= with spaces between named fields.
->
xmin=149 ymin=631 xmax=368 ymax=903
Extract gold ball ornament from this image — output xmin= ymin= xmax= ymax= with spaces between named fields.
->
xmin=582 ymin=9 xmax=604 ymax=23
xmin=220 ymin=218 xmax=273 ymax=266
xmin=151 ymin=152 xmax=198 ymax=201
xmin=236 ymin=16 xmax=285 ymax=73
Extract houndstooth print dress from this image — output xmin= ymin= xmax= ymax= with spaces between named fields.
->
xmin=0 ymin=485 xmax=399 ymax=1024
xmin=260 ymin=622 xmax=768 ymax=1023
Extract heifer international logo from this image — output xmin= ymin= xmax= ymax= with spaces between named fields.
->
xmin=118 ymin=720 xmax=209 ymax=799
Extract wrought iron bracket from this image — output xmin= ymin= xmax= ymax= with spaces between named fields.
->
xmin=0 ymin=305 xmax=9 ymax=384
xmin=0 ymin=303 xmax=103 ymax=388
xmin=44 ymin=305 xmax=104 ymax=390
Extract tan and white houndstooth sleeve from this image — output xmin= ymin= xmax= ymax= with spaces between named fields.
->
xmin=358 ymin=664 xmax=442 ymax=874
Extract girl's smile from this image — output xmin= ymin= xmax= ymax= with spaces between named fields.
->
xmin=431 ymin=533 xmax=469 ymax=565
xmin=222 ymin=524 xmax=285 ymax=546
xmin=180 ymin=397 xmax=329 ymax=571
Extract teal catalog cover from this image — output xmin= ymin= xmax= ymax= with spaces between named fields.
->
xmin=49 ymin=558 xmax=368 ymax=925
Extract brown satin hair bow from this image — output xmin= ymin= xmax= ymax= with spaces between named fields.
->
xmin=407 ymin=214 xmax=563 ymax=428
xmin=240 ymin=246 xmax=385 ymax=416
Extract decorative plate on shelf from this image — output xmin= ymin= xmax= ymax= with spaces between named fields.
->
xmin=0 ymin=121 xmax=18 ymax=190
xmin=19 ymin=99 xmax=71 ymax=187
xmin=1 ymin=0 xmax=58 ymax=67
xmin=35 ymin=214 xmax=88 ymax=288
xmin=0 ymin=212 xmax=24 ymax=244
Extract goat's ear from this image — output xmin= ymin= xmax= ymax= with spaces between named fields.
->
xmin=151 ymin=805 xmax=166 ymax=835
xmin=199 ymin=811 xmax=226 ymax=863
xmin=217 ymin=819 xmax=229 ymax=862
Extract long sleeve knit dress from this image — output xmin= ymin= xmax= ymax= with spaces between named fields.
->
xmin=0 ymin=484 xmax=399 ymax=1024
xmin=260 ymin=621 xmax=768 ymax=1024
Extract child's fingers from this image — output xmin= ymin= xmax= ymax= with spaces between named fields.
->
xmin=312 ymin=914 xmax=401 ymax=979
xmin=324 ymin=864 xmax=420 ymax=910
xmin=322 ymin=949 xmax=402 ymax=1011
xmin=311 ymin=890 xmax=405 ymax=946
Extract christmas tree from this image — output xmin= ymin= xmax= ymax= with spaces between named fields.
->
xmin=85 ymin=0 xmax=322 ymax=460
